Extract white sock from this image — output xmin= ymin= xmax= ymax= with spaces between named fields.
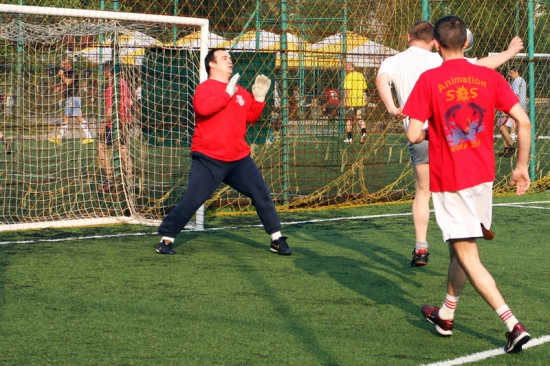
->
xmin=415 ymin=241 xmax=428 ymax=251
xmin=439 ymin=294 xmax=459 ymax=320
xmin=161 ymin=236 xmax=175 ymax=244
xmin=496 ymin=305 xmax=519 ymax=332
xmin=270 ymin=231 xmax=282 ymax=241
xmin=60 ymin=123 xmax=68 ymax=137
xmin=80 ymin=120 xmax=92 ymax=138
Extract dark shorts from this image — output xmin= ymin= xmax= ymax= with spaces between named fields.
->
xmin=324 ymin=105 xmax=338 ymax=117
xmin=99 ymin=123 xmax=129 ymax=146
xmin=345 ymin=107 xmax=366 ymax=120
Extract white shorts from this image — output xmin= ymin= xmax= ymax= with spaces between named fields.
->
xmin=498 ymin=115 xmax=514 ymax=128
xmin=432 ymin=182 xmax=493 ymax=242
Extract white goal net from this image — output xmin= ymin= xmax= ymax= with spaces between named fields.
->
xmin=0 ymin=5 xmax=209 ymax=230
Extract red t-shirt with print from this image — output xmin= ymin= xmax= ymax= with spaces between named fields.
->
xmin=403 ymin=58 xmax=518 ymax=192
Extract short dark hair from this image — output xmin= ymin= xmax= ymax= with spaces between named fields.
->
xmin=434 ymin=15 xmax=467 ymax=51
xmin=205 ymin=48 xmax=227 ymax=75
xmin=104 ymin=61 xmax=114 ymax=73
xmin=510 ymin=66 xmax=521 ymax=74
xmin=409 ymin=21 xmax=435 ymax=43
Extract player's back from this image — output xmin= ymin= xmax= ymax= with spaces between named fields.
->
xmin=380 ymin=46 xmax=442 ymax=107
xmin=405 ymin=58 xmax=518 ymax=192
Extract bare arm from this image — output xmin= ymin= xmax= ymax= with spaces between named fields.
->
xmin=406 ymin=118 xmax=427 ymax=144
xmin=507 ymin=103 xmax=531 ymax=195
xmin=105 ymin=107 xmax=113 ymax=123
xmin=375 ymin=73 xmax=405 ymax=118
xmin=475 ymin=36 xmax=523 ymax=69
xmin=58 ymin=69 xmax=73 ymax=86
xmin=343 ymin=89 xmax=349 ymax=106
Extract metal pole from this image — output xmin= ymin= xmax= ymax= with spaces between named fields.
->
xmin=99 ymin=0 xmax=105 ymax=118
xmin=515 ymin=1 xmax=520 ymax=35
xmin=173 ymin=0 xmax=179 ymax=46
xmin=255 ymin=0 xmax=261 ymax=49
xmin=527 ymin=0 xmax=536 ymax=181
xmin=281 ymin=0 xmax=289 ymax=204
xmin=109 ymin=0 xmax=124 ymax=196
xmin=98 ymin=0 xmax=105 ymax=146
xmin=15 ymin=0 xmax=23 ymax=120
xmin=339 ymin=1 xmax=348 ymax=134
xmin=422 ymin=0 xmax=430 ymax=21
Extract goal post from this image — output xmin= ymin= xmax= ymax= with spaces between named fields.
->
xmin=0 ymin=4 xmax=209 ymax=230
xmin=1 ymin=4 xmax=210 ymax=82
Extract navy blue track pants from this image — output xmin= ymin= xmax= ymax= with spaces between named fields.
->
xmin=158 ymin=152 xmax=281 ymax=238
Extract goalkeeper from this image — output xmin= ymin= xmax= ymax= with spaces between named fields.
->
xmin=155 ymin=48 xmax=292 ymax=256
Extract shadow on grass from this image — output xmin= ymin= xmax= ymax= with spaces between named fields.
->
xmin=300 ymin=218 xmax=505 ymax=347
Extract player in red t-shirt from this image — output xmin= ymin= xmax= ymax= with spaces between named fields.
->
xmin=155 ymin=48 xmax=292 ymax=256
xmin=97 ymin=62 xmax=133 ymax=192
xmin=323 ymin=88 xmax=339 ymax=119
xmin=404 ymin=16 xmax=531 ymax=353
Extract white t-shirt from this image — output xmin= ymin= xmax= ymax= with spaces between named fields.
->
xmin=377 ymin=46 xmax=476 ymax=130
xmin=511 ymin=76 xmax=527 ymax=110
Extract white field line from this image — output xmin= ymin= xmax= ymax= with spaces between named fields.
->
xmin=0 ymin=231 xmax=158 ymax=245
xmin=1 ymin=200 xmax=550 ymax=246
xmin=0 ymin=212 xmax=413 ymax=245
xmin=493 ymin=201 xmax=550 ymax=209
xmin=421 ymin=335 xmax=550 ymax=366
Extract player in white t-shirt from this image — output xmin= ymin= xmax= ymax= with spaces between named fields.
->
xmin=376 ymin=20 xmax=524 ymax=266
xmin=499 ymin=66 xmax=527 ymax=155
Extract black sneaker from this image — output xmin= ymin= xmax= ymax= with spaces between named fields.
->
xmin=411 ymin=249 xmax=429 ymax=266
xmin=270 ymin=236 xmax=292 ymax=255
xmin=105 ymin=123 xmax=113 ymax=145
xmin=503 ymin=146 xmax=516 ymax=157
xmin=156 ymin=239 xmax=176 ymax=255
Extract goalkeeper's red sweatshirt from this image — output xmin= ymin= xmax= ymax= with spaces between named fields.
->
xmin=191 ymin=78 xmax=265 ymax=162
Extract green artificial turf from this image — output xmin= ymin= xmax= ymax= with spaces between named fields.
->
xmin=0 ymin=193 xmax=549 ymax=365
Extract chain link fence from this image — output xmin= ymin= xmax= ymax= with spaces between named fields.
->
xmin=0 ymin=0 xmax=548 ymax=228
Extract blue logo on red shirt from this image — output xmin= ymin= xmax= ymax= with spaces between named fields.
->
xmin=444 ymin=103 xmax=486 ymax=147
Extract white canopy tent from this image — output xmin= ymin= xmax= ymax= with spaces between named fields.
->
xmin=164 ymin=31 xmax=226 ymax=49
xmin=309 ymin=32 xmax=397 ymax=68
xmin=72 ymin=30 xmax=162 ymax=65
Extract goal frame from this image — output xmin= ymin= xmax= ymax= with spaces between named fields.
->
xmin=0 ymin=4 xmax=208 ymax=231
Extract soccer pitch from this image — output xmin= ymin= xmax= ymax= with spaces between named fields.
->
xmin=0 ymin=192 xmax=549 ymax=365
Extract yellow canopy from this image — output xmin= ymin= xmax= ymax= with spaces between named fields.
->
xmin=218 ymin=30 xmax=291 ymax=51
xmin=73 ymin=46 xmax=145 ymax=65
xmin=309 ymin=32 xmax=371 ymax=54
xmin=216 ymin=30 xmax=338 ymax=68
xmin=276 ymin=51 xmax=341 ymax=68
